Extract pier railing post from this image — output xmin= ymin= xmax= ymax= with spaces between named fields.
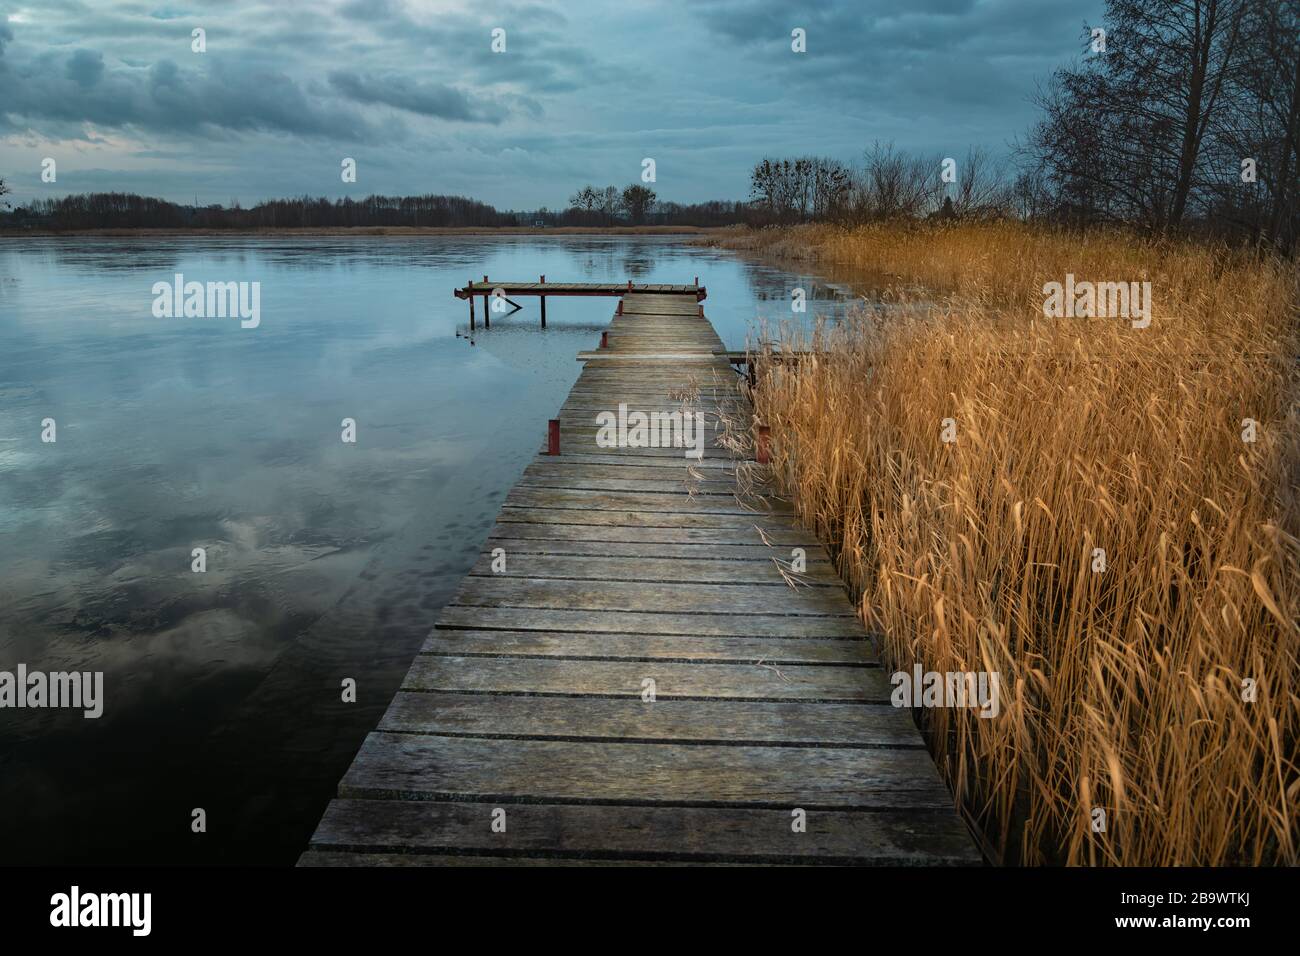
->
xmin=601 ymin=331 xmax=608 ymax=348
xmin=756 ymin=425 xmax=771 ymax=464
xmin=547 ymin=419 xmax=560 ymax=455
xmin=540 ymin=274 xmax=546 ymax=328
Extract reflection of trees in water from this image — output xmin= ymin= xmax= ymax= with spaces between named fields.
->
xmin=619 ymin=254 xmax=654 ymax=279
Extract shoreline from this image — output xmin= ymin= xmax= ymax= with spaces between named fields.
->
xmin=0 ymin=225 xmax=727 ymax=239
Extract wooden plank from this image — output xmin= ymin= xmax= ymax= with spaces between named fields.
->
xmin=558 ymin=397 xmax=746 ymax=406
xmin=485 ymin=537 xmax=833 ymax=562
xmin=485 ymin=521 xmax=823 ymax=546
xmin=381 ymin=691 xmax=907 ymax=745
xmin=504 ymin=487 xmax=788 ymax=516
xmin=520 ymin=461 xmax=757 ymax=489
xmin=420 ymin=630 xmax=874 ymax=664
xmin=337 ymin=733 xmax=957 ymax=809
xmin=435 ymin=605 xmax=867 ymax=637
xmin=521 ymin=453 xmax=741 ymax=469
xmin=308 ymin=799 xmax=979 ymax=865
xmin=495 ymin=508 xmax=801 ymax=531
xmin=467 ymin=553 xmax=835 ymax=585
xmin=296 ymin=853 xmax=639 ymax=868
xmin=448 ymin=577 xmax=856 ymax=617
xmin=299 ymin=851 xmax=701 ymax=867
xmin=458 ymin=282 xmax=702 ymax=298
xmin=401 ymin=656 xmax=888 ymax=701
xmin=516 ymin=475 xmax=759 ymax=495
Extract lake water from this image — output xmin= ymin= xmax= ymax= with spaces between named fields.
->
xmin=0 ymin=235 xmax=852 ymax=864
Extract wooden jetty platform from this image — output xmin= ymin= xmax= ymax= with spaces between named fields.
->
xmin=453 ymin=276 xmax=706 ymax=329
xmin=301 ymin=286 xmax=979 ymax=866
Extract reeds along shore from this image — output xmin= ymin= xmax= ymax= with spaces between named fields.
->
xmin=715 ymin=223 xmax=1300 ymax=865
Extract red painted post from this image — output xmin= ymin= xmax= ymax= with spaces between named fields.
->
xmin=547 ymin=419 xmax=560 ymax=455
xmin=698 ymin=304 xmax=704 ymax=317
xmin=539 ymin=274 xmax=546 ymax=328
xmin=616 ymin=299 xmax=623 ymax=315
xmin=627 ymin=279 xmax=632 ymax=291
xmin=601 ymin=331 xmax=609 ymax=348
xmin=756 ymin=425 xmax=771 ymax=464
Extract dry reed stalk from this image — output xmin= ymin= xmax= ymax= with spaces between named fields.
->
xmin=721 ymin=222 xmax=1299 ymax=865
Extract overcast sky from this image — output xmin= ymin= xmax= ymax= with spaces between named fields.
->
xmin=0 ymin=0 xmax=1105 ymax=209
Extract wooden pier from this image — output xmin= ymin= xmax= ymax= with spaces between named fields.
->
xmin=301 ymin=286 xmax=979 ymax=866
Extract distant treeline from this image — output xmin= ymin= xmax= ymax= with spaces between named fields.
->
xmin=0 ymin=189 xmax=757 ymax=231
xmin=3 ymin=193 xmax=512 ymax=230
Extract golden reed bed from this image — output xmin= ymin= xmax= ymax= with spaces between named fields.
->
xmin=707 ymin=222 xmax=1299 ymax=865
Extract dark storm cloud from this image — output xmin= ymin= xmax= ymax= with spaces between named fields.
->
xmin=327 ymin=71 xmax=509 ymax=124
xmin=0 ymin=0 xmax=1105 ymax=208
xmin=693 ymin=0 xmax=1094 ymax=118
xmin=0 ymin=45 xmax=377 ymax=139
xmin=66 ymin=49 xmax=106 ymax=88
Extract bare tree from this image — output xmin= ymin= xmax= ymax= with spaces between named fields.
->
xmin=1209 ymin=0 xmax=1300 ymax=250
xmin=620 ymin=184 xmax=657 ymax=224
xmin=855 ymin=142 xmax=943 ymax=220
xmin=1027 ymin=1 xmax=1252 ymax=231
xmin=948 ymin=147 xmax=1013 ymax=219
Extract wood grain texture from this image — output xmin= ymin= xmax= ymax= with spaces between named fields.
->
xmin=401 ymin=655 xmax=890 ymax=701
xmin=379 ymin=691 xmax=909 ymax=745
xmin=308 ymin=799 xmax=980 ymax=865
xmin=337 ymin=733 xmax=957 ymax=809
xmin=422 ymin=629 xmax=876 ymax=664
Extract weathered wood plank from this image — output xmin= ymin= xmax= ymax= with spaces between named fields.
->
xmin=485 ymin=537 xmax=832 ymax=562
xmin=298 ymin=851 xmax=700 ymax=866
xmin=468 ymin=553 xmax=835 ymax=585
xmin=516 ymin=474 xmax=761 ymax=495
xmin=449 ymin=576 xmax=855 ymax=617
xmin=421 ymin=630 xmax=873 ymax=664
xmin=337 ymin=733 xmax=957 ymax=809
xmin=402 ymin=656 xmax=888 ymax=701
xmin=380 ymin=691 xmax=908 ymax=745
xmin=495 ymin=508 xmax=796 ymax=530
xmin=308 ymin=799 xmax=979 ymax=865
xmin=505 ymin=487 xmax=787 ymax=516
xmin=435 ymin=605 xmax=867 ymax=637
xmin=486 ymin=521 xmax=823 ymax=546
xmin=525 ymin=455 xmax=743 ymax=473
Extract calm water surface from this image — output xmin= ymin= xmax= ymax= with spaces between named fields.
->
xmin=0 ymin=235 xmax=853 ymax=863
